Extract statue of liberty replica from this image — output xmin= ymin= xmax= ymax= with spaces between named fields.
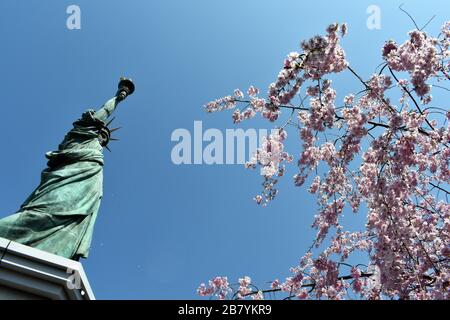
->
xmin=0 ymin=78 xmax=135 ymax=261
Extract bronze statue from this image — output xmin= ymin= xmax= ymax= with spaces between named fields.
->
xmin=0 ymin=78 xmax=135 ymax=260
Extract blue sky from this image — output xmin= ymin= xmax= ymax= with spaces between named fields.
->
xmin=0 ymin=0 xmax=447 ymax=299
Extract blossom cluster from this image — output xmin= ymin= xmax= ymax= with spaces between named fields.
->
xmin=382 ymin=23 xmax=450 ymax=102
xmin=246 ymin=128 xmax=293 ymax=205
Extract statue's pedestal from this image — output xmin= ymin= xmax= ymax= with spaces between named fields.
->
xmin=0 ymin=237 xmax=94 ymax=300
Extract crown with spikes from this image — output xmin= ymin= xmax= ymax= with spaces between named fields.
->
xmin=98 ymin=117 xmax=121 ymax=152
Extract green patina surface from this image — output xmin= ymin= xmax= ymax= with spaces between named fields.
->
xmin=0 ymin=96 xmax=122 ymax=260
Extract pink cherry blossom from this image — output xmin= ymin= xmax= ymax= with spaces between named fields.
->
xmin=343 ymin=94 xmax=354 ymax=105
xmin=200 ymin=21 xmax=450 ymax=300
xmin=247 ymin=85 xmax=259 ymax=97
xmin=382 ymin=29 xmax=443 ymax=101
xmin=234 ymin=89 xmax=244 ymax=99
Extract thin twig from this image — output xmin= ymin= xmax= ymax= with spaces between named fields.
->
xmin=399 ymin=4 xmax=420 ymax=30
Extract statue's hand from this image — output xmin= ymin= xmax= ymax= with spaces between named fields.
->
xmin=117 ymin=90 xmax=127 ymax=101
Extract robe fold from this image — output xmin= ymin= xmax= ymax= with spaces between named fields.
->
xmin=0 ymin=109 xmax=109 ymax=260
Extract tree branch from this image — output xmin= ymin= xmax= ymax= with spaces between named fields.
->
xmin=388 ymin=66 xmax=435 ymax=131
xmin=240 ymin=272 xmax=374 ymax=299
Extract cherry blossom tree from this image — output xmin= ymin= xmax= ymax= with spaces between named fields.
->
xmin=199 ymin=21 xmax=449 ymax=300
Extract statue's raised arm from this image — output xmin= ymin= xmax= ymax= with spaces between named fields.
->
xmin=94 ymin=77 xmax=135 ymax=121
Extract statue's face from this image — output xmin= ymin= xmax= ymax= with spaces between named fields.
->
xmin=98 ymin=129 xmax=110 ymax=147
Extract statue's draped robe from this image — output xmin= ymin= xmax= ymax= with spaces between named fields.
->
xmin=0 ymin=98 xmax=118 ymax=260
